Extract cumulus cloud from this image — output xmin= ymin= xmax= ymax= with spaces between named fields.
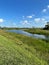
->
xmin=34 ymin=18 xmax=46 ymax=23
xmin=0 ymin=19 xmax=4 ymax=22
xmin=22 ymin=14 xmax=35 ymax=19
xmin=42 ymin=9 xmax=47 ymax=12
xmin=27 ymin=14 xmax=35 ymax=19
xmin=20 ymin=20 xmax=30 ymax=25
xmin=34 ymin=18 xmax=40 ymax=22
xmin=22 ymin=16 xmax=25 ymax=18
xmin=23 ymin=20 xmax=29 ymax=24
xmin=27 ymin=16 xmax=33 ymax=18
xmin=47 ymin=5 xmax=49 ymax=8
xmin=41 ymin=18 xmax=45 ymax=21
xmin=42 ymin=5 xmax=49 ymax=13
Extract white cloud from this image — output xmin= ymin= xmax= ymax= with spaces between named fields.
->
xmin=42 ymin=5 xmax=49 ymax=13
xmin=0 ymin=19 xmax=4 ymax=22
xmin=34 ymin=18 xmax=40 ymax=22
xmin=27 ymin=14 xmax=35 ymax=19
xmin=22 ymin=14 xmax=35 ymax=19
xmin=47 ymin=5 xmax=49 ymax=8
xmin=42 ymin=9 xmax=47 ymax=12
xmin=41 ymin=18 xmax=45 ymax=21
xmin=23 ymin=20 xmax=29 ymax=24
xmin=27 ymin=16 xmax=33 ymax=18
xmin=20 ymin=20 xmax=30 ymax=25
xmin=34 ymin=18 xmax=46 ymax=23
xmin=22 ymin=16 xmax=25 ymax=18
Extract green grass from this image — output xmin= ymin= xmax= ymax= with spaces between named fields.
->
xmin=24 ymin=28 xmax=49 ymax=35
xmin=0 ymin=30 xmax=49 ymax=65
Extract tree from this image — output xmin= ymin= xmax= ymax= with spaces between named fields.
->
xmin=44 ymin=22 xmax=49 ymax=30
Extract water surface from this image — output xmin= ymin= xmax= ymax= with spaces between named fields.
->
xmin=6 ymin=30 xmax=49 ymax=40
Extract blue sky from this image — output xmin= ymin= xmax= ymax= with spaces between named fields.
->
xmin=0 ymin=0 xmax=49 ymax=28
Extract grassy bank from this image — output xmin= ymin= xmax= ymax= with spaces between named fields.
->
xmin=23 ymin=28 xmax=49 ymax=35
xmin=0 ymin=30 xmax=49 ymax=65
